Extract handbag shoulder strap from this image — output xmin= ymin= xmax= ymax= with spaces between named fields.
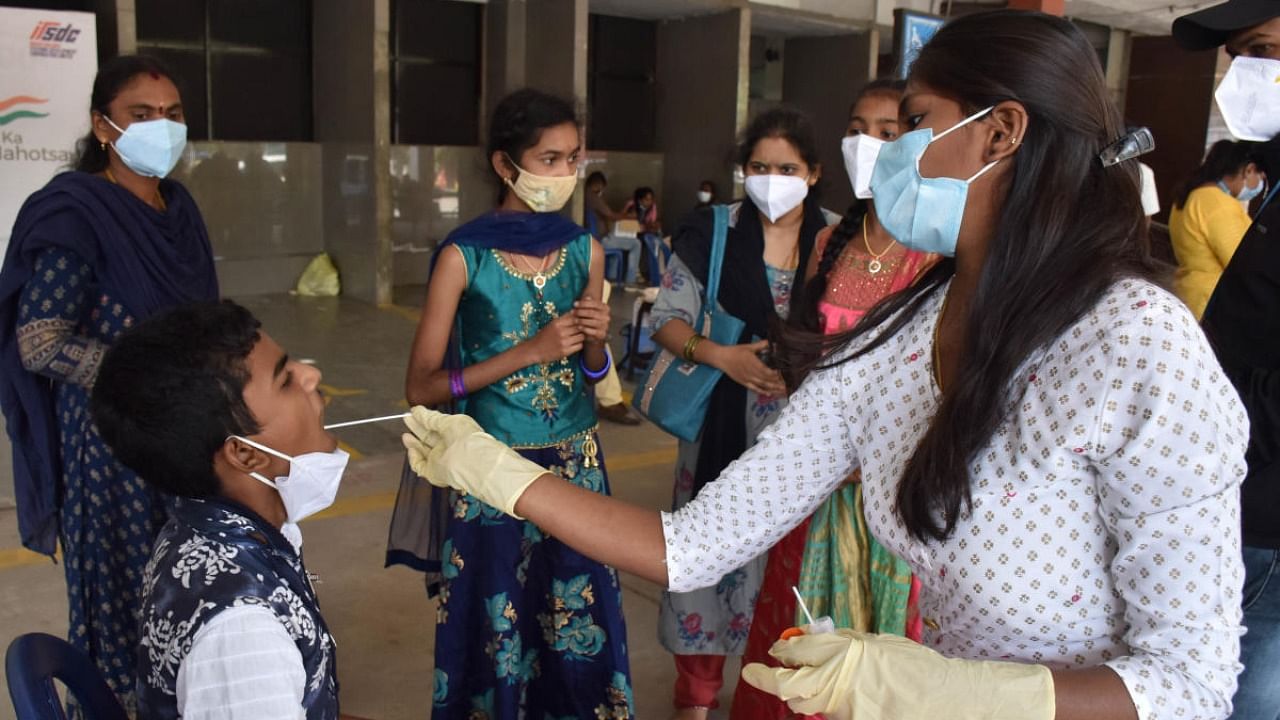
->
xmin=697 ymin=204 xmax=730 ymax=332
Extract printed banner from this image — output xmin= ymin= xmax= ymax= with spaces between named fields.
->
xmin=0 ymin=7 xmax=97 ymax=259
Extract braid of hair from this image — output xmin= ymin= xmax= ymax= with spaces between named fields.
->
xmin=796 ymin=201 xmax=867 ymax=333
xmin=776 ymin=200 xmax=868 ymax=392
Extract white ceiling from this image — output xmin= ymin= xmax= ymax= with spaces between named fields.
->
xmin=585 ymin=0 xmax=1217 ymax=36
xmin=586 ymin=0 xmax=739 ymax=22
xmin=1063 ymin=0 xmax=1219 ymax=36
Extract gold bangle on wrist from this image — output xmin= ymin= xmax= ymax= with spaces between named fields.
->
xmin=683 ymin=334 xmax=705 ymax=362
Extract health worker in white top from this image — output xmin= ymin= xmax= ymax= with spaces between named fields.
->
xmin=402 ymin=11 xmax=1247 ymax=720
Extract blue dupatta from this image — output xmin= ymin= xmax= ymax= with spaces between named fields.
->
xmin=0 ymin=171 xmax=218 ymax=554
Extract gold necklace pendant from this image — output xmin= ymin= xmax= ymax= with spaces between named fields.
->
xmin=862 ymin=215 xmax=893 ymax=275
xmin=532 ymin=273 xmax=547 ymax=290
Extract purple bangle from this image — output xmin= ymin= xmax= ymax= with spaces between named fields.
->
xmin=580 ymin=351 xmax=611 ymax=382
xmin=449 ymin=369 xmax=467 ymax=400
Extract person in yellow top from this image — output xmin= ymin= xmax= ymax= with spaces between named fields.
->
xmin=1169 ymin=139 xmax=1265 ymax=319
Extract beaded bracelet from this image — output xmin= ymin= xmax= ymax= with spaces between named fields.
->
xmin=580 ymin=350 xmax=612 ymax=382
xmin=683 ymin=334 xmax=705 ymax=362
xmin=448 ymin=369 xmax=467 ymax=400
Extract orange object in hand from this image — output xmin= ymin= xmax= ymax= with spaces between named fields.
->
xmin=773 ymin=622 xmax=803 ymax=638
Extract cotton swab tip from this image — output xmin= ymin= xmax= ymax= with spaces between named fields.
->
xmin=791 ymin=586 xmax=816 ymax=626
xmin=323 ymin=413 xmax=411 ymax=430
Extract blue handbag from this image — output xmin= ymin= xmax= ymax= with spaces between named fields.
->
xmin=632 ymin=205 xmax=745 ymax=443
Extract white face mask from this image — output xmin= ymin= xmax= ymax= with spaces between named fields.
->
xmin=233 ymin=436 xmax=349 ymax=543
xmin=697 ymin=190 xmax=713 ymax=204
xmin=842 ymin=134 xmax=885 ymax=200
xmin=745 ymin=174 xmax=810 ymax=223
xmin=1215 ymin=56 xmax=1280 ymax=142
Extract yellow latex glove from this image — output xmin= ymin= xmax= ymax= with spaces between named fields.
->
xmin=741 ymin=629 xmax=1055 ymax=720
xmin=401 ymin=406 xmax=548 ymax=518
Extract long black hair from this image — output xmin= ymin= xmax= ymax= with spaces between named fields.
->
xmin=783 ymin=10 xmax=1165 ymax=542
xmin=73 ymin=54 xmax=180 ymax=174
xmin=486 ymin=88 xmax=580 ymax=204
xmin=1172 ymin=139 xmax=1257 ymax=209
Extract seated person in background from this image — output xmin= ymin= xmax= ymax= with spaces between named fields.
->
xmin=90 ymin=300 xmax=360 ymax=720
xmin=587 ymin=171 xmax=643 ymax=285
xmin=1169 ymin=139 xmax=1262 ymax=320
xmin=623 ymin=186 xmax=661 ymax=234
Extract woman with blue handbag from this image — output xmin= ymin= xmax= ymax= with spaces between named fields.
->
xmin=647 ymin=107 xmax=839 ymax=719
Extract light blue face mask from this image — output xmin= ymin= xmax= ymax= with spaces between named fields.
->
xmin=1218 ymin=177 xmax=1265 ymax=203
xmin=870 ymin=106 xmax=998 ymax=257
xmin=105 ymin=116 xmax=187 ymax=178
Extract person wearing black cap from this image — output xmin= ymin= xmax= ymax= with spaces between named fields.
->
xmin=1176 ymin=3 xmax=1280 ymax=719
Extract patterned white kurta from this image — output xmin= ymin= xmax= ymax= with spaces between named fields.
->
xmin=663 ymin=279 xmax=1248 ymax=720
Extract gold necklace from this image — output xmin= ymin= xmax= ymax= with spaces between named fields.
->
xmin=513 ymin=250 xmax=554 ymax=291
xmin=103 ymin=168 xmax=166 ymax=211
xmin=862 ymin=215 xmax=894 ymax=274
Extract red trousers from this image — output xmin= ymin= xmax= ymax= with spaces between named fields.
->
xmin=673 ymin=653 xmax=728 ymax=709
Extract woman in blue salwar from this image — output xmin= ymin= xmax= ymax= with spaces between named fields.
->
xmin=0 ymin=55 xmax=217 ymax=713
xmin=403 ymin=88 xmax=633 ymax=719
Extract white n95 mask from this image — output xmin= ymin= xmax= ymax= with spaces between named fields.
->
xmin=842 ymin=134 xmax=885 ymax=200
xmin=745 ymin=174 xmax=810 ymax=223
xmin=234 ymin=435 xmax=349 ymax=536
xmin=1216 ymin=56 xmax=1280 ymax=142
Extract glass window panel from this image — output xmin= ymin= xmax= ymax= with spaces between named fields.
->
xmin=590 ymin=15 xmax=655 ymax=77
xmin=136 ymin=0 xmax=205 ymax=44
xmin=210 ymin=53 xmax=311 ymax=141
xmin=396 ymin=62 xmax=479 ymax=146
xmin=209 ymin=0 xmax=309 ymax=51
xmin=395 ymin=0 xmax=481 ymax=62
xmin=589 ymin=76 xmax=654 ymax=152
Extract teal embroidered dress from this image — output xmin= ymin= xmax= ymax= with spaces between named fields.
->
xmin=431 ymin=233 xmax=634 ymax=719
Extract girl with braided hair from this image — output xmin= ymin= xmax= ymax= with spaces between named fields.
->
xmin=731 ymin=80 xmax=937 ymax=720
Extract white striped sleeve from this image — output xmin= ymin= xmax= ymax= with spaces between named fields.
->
xmin=175 ymin=605 xmax=307 ymax=720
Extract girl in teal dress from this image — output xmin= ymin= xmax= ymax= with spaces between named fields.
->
xmin=403 ymin=89 xmax=633 ymax=719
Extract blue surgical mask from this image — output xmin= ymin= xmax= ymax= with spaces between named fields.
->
xmin=1219 ymin=178 xmax=1265 ymax=203
xmin=105 ymin=116 xmax=187 ymax=178
xmin=870 ymin=106 xmax=998 ymax=256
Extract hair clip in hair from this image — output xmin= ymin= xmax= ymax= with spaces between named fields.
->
xmin=1098 ymin=127 xmax=1155 ymax=167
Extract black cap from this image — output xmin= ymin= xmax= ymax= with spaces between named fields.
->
xmin=1174 ymin=0 xmax=1280 ymax=51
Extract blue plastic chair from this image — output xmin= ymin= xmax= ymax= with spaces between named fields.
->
xmin=6 ymin=633 xmax=127 ymax=720
xmin=603 ymin=247 xmax=626 ymax=284
xmin=640 ymin=234 xmax=671 ymax=287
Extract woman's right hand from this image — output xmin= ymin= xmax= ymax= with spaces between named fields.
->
xmin=526 ymin=315 xmax=585 ymax=365
xmin=710 ymin=339 xmax=786 ymax=397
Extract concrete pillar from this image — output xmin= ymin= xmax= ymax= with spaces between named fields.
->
xmin=783 ymin=32 xmax=876 ymax=211
xmin=656 ymin=9 xmax=752 ymax=226
xmin=92 ymin=0 xmax=135 ymax=60
xmin=483 ymin=0 xmax=529 ymax=134
xmin=313 ymin=0 xmax=393 ymax=305
xmin=1105 ymin=28 xmax=1131 ymax=114
xmin=526 ymin=0 xmax=588 ymax=103
xmin=481 ymin=0 xmax=588 ymax=223
xmin=110 ymin=0 xmax=136 ymax=55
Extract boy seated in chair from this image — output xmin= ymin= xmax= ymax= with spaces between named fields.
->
xmin=91 ymin=300 xmax=356 ymax=720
